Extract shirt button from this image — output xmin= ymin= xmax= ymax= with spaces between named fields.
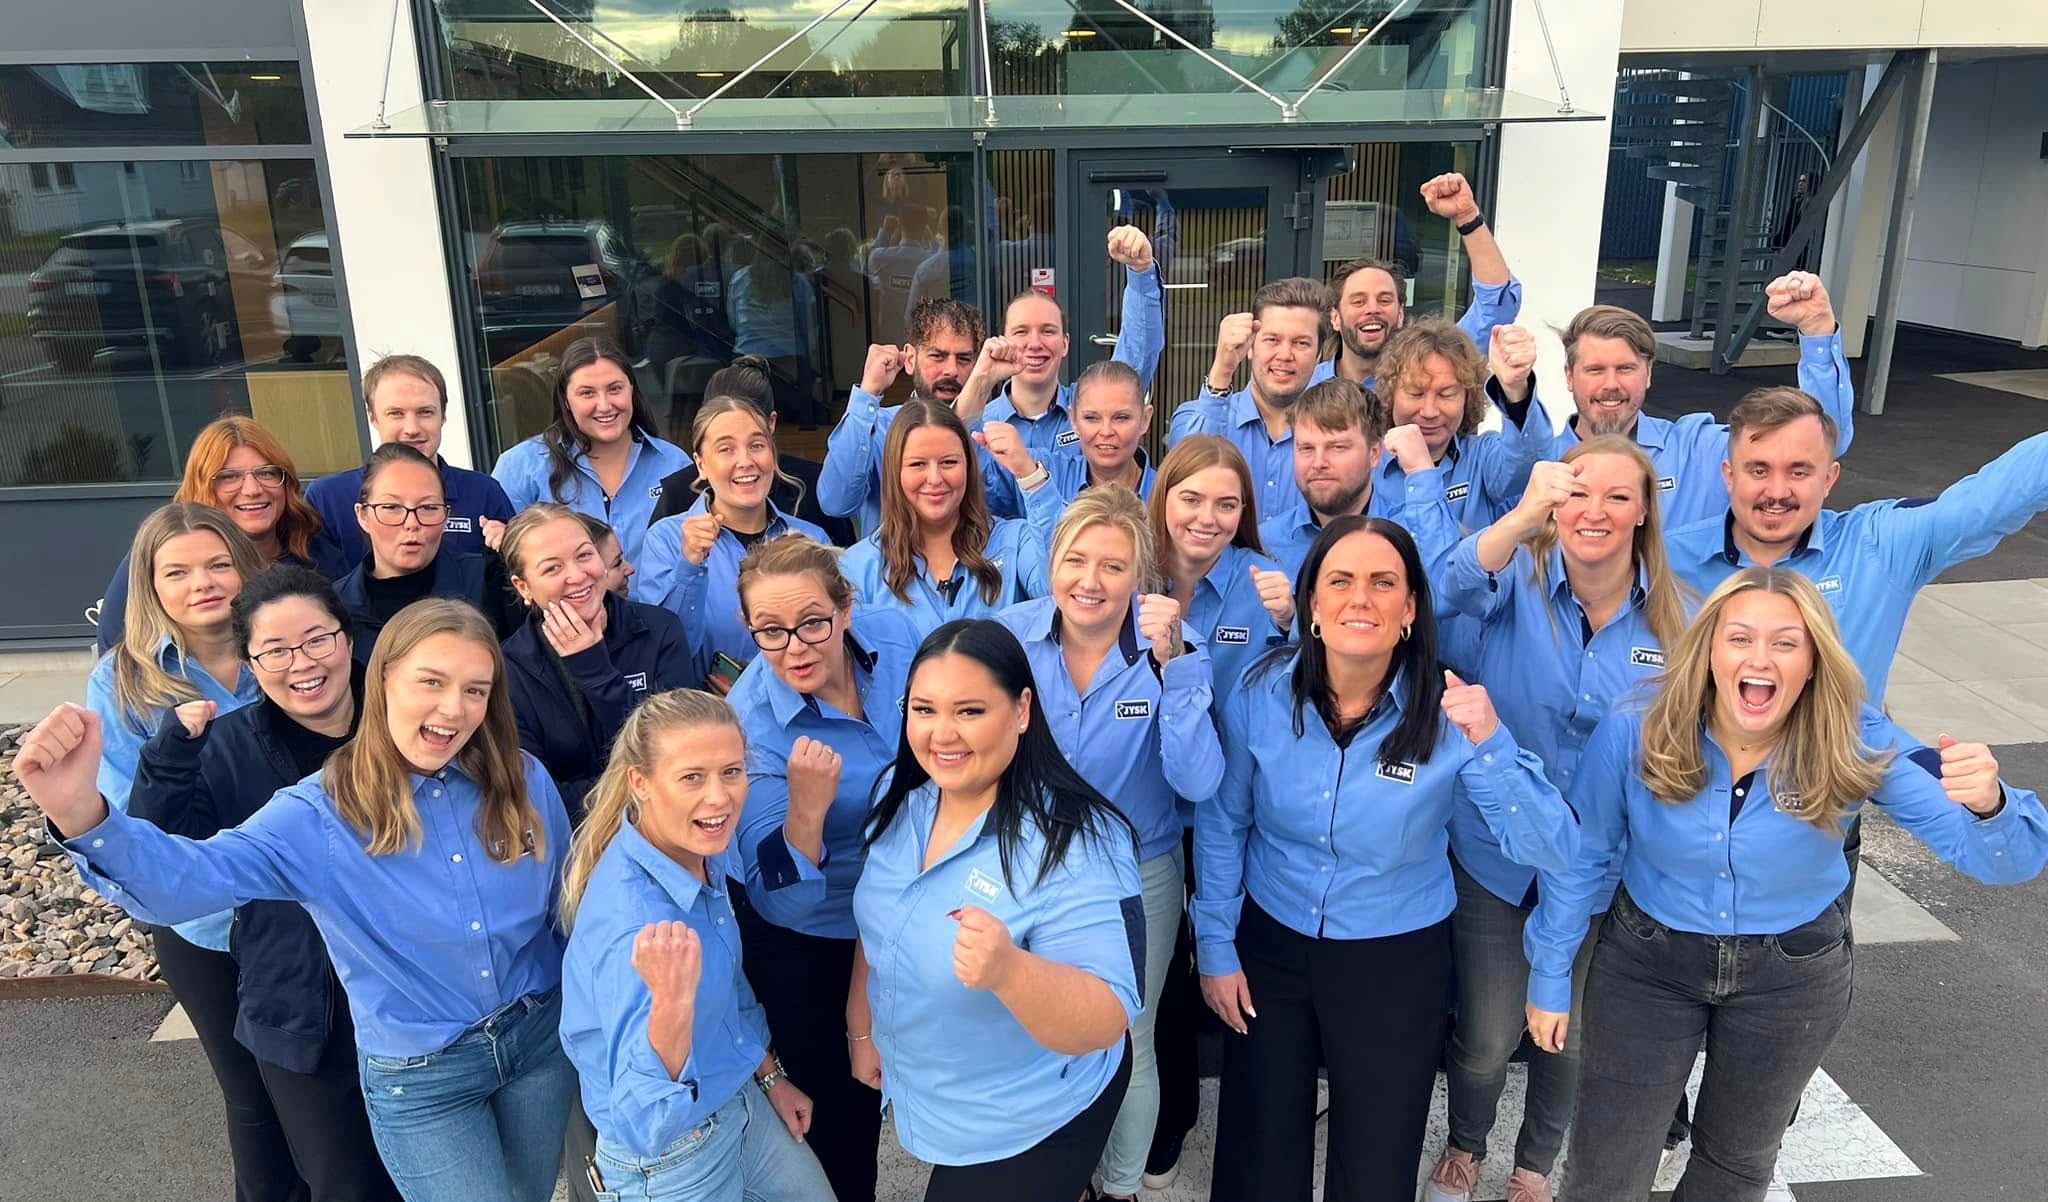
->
xmin=1735 ymin=787 xmax=1746 ymax=797
xmin=480 ymin=969 xmax=491 ymax=978
xmin=1713 ymin=833 xmax=1724 ymax=842
xmin=1482 ymin=753 xmax=1494 ymax=764
xmin=1317 ymin=836 xmax=1326 ymax=843
xmin=432 ymin=788 xmax=442 ymax=798
xmin=91 ymin=839 xmax=104 ymax=849
xmin=715 ymin=917 xmax=725 ymax=926
xmin=1509 ymin=806 xmax=1519 ymax=813
xmin=470 ymin=921 xmax=482 ymax=931
xmin=1718 ymin=911 xmax=1728 ymax=920
xmin=451 ymin=853 xmax=464 ymax=863
xmin=1310 ymin=906 xmax=1319 ymax=915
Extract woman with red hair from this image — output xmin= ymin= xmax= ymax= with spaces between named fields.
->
xmin=96 ymin=416 xmax=337 ymax=654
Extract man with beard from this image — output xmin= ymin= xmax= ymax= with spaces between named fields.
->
xmin=819 ymin=296 xmax=984 ymax=534
xmin=1548 ymin=273 xmax=1853 ymax=528
xmin=1167 ymin=277 xmax=1335 ymax=529
xmin=1256 ymin=378 xmax=1459 ymax=583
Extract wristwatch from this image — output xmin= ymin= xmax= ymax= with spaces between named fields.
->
xmin=755 ymin=1053 xmax=788 ymax=1095
xmin=1456 ymin=211 xmax=1487 ymax=236
xmin=1204 ymin=382 xmax=1232 ymax=398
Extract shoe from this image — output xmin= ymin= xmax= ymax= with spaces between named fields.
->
xmin=1141 ymin=1133 xmax=1183 ymax=1190
xmin=1763 ymin=1165 xmax=1796 ymax=1201
xmin=1424 ymin=1146 xmax=1480 ymax=1202
xmin=1506 ymin=1168 xmax=1553 ymax=1202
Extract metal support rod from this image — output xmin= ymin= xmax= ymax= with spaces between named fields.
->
xmin=1711 ymin=66 xmax=1768 ymax=375
xmin=371 ymin=0 xmax=403 ymax=130
xmin=522 ymin=0 xmax=686 ymax=128
xmin=972 ymin=0 xmax=998 ymax=126
xmin=1866 ymin=50 xmax=1937 ymax=416
xmin=1720 ymin=51 xmax=1912 ymax=358
xmin=682 ymin=0 xmax=863 ymax=126
xmin=1097 ymin=0 xmax=1299 ymax=120
xmin=1525 ymin=0 xmax=1573 ymax=113
xmin=1297 ymin=0 xmax=1414 ymax=111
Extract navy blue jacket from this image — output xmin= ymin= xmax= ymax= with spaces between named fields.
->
xmin=95 ymin=547 xmax=337 ymax=656
xmin=332 ymin=549 xmax=524 ymax=662
xmin=307 ymin=457 xmax=516 ymax=568
xmin=127 ymin=662 xmax=367 ymax=1074
xmin=503 ymin=591 xmax=692 ymax=823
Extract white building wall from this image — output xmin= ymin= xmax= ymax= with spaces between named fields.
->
xmin=1895 ymin=56 xmax=2048 ymax=347
xmin=298 ymin=0 xmax=478 ymax=467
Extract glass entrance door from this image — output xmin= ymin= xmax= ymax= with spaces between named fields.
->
xmin=1067 ymin=150 xmax=1315 ymax=458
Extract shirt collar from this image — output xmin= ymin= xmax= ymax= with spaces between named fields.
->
xmin=615 ymin=818 xmax=730 ymax=911
xmin=908 ymin=780 xmax=1001 ymax=856
xmin=994 ymin=381 xmax=1072 ymax=421
xmin=686 ymin=490 xmax=793 ymax=534
xmin=1568 ymin=412 xmax=1670 ymax=452
xmin=1227 ymin=386 xmax=1265 ymax=430
xmin=1025 ymin=596 xmax=1144 ymax=665
xmin=1543 ymin=541 xmax=1650 ymax=611
xmin=1717 ymin=510 xmax=1820 ymax=566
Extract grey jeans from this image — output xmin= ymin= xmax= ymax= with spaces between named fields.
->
xmin=1443 ymin=861 xmax=1599 ymax=1175
xmin=1564 ymin=887 xmax=1853 ymax=1202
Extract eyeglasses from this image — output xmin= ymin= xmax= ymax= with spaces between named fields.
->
xmin=361 ymin=502 xmax=451 ymax=527
xmin=750 ymin=614 xmax=835 ymax=652
xmin=251 ymin=629 xmax=343 ymax=672
xmin=211 ymin=465 xmax=286 ymax=491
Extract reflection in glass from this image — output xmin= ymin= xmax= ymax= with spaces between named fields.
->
xmin=0 ymin=159 xmax=351 ymax=486
xmin=455 ymin=151 xmax=979 ymax=461
xmin=1320 ymin=140 xmax=1477 ymax=322
xmin=0 ymin=63 xmax=310 ymax=148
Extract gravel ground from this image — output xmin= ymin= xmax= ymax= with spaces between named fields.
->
xmin=0 ymin=725 xmax=158 ymax=982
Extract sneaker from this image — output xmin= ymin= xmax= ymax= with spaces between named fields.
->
xmin=1141 ymin=1133 xmax=1183 ymax=1190
xmin=1424 ymin=1147 xmax=1480 ymax=1202
xmin=1506 ymin=1168 xmax=1553 ymax=1202
xmin=1763 ymin=1165 xmax=1796 ymax=1201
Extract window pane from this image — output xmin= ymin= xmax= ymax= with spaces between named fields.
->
xmin=0 ymin=63 xmax=309 ymax=148
xmin=1321 ymin=140 xmax=1480 ymax=319
xmin=0 ymin=159 xmax=353 ymax=486
xmin=454 ymin=152 xmax=979 ymax=462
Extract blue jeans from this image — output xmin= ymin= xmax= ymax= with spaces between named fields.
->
xmin=588 ymin=1084 xmax=837 ymax=1201
xmin=1096 ymin=847 xmax=1184 ymax=1195
xmin=1565 ymin=888 xmax=1853 ymax=1202
xmin=357 ymin=990 xmax=577 ymax=1202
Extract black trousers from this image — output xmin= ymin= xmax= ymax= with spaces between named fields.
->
xmin=151 ymin=927 xmax=308 ymax=1202
xmin=1148 ymin=828 xmax=1205 ymax=1163
xmin=1210 ymin=904 xmax=1453 ymax=1202
xmin=923 ymin=1038 xmax=1132 ymax=1202
xmin=736 ymin=894 xmax=883 ymax=1202
xmin=254 ymin=991 xmax=403 ymax=1202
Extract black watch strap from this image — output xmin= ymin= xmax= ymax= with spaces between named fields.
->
xmin=1457 ymin=211 xmax=1487 ymax=236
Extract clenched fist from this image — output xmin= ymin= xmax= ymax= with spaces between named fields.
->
xmin=173 ymin=699 xmax=217 ymax=739
xmin=1249 ymin=565 xmax=1294 ymax=632
xmin=1510 ymin=460 xmax=1579 ymax=534
xmin=974 ymin=336 xmax=1025 ymax=386
xmin=1764 ymin=272 xmax=1837 ymax=337
xmin=972 ymin=421 xmax=1039 ymax=480
xmin=1420 ymin=173 xmax=1482 ymax=226
xmin=631 ymin=921 xmax=704 ymax=1006
xmin=481 ymin=518 xmax=507 ymax=552
xmin=1107 ymin=225 xmax=1156 ymax=273
xmin=1137 ymin=593 xmax=1186 ymax=664
xmin=1936 ymin=734 xmax=2004 ymax=816
xmin=1488 ymin=324 xmax=1538 ymax=403
xmin=861 ymin=344 xmax=906 ymax=395
xmin=680 ymin=512 xmax=722 ymax=567
xmin=951 ymin=905 xmax=1020 ymax=992
xmin=786 ymin=736 xmax=842 ymax=830
xmin=1210 ymin=312 xmax=1258 ymax=386
xmin=13 ymin=703 xmax=112 ymax=838
xmin=1382 ymin=423 xmax=1433 ymax=474
xmin=1440 ymin=670 xmax=1500 ymax=745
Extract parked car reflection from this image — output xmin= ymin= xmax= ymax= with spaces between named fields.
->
xmin=473 ymin=219 xmax=655 ymax=363
xmin=26 ymin=219 xmax=271 ymax=372
xmin=270 ymin=230 xmax=340 ymax=361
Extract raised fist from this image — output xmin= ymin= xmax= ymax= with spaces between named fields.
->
xmin=1488 ymin=324 xmax=1538 ymax=403
xmin=173 ymin=699 xmax=217 ymax=740
xmin=1764 ymin=272 xmax=1837 ymax=337
xmin=1107 ymin=225 xmax=1156 ymax=273
xmin=1249 ymin=565 xmax=1294 ymax=632
xmin=951 ymin=905 xmax=1019 ymax=991
xmin=1420 ymin=173 xmax=1482 ymax=225
xmin=1137 ymin=593 xmax=1185 ymax=664
xmin=631 ymin=921 xmax=704 ymax=1005
xmin=1382 ymin=423 xmax=1433 ymax=474
xmin=1211 ymin=312 xmax=1258 ymax=380
xmin=974 ymin=336 xmax=1024 ymax=385
xmin=861 ymin=344 xmax=906 ymax=395
xmin=972 ymin=421 xmax=1038 ymax=480
xmin=1440 ymin=670 xmax=1500 ymax=745
xmin=681 ymin=512 xmax=722 ymax=567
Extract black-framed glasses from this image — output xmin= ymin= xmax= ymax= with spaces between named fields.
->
xmin=211 ymin=465 xmax=286 ymax=491
xmin=251 ymin=629 xmax=344 ymax=672
xmin=361 ymin=501 xmax=451 ymax=527
xmin=750 ymin=614 xmax=836 ymax=652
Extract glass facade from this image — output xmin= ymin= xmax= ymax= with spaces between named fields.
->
xmin=0 ymin=62 xmax=310 ymax=149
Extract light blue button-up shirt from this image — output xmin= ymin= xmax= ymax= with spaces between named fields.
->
xmin=997 ymin=597 xmax=1224 ymax=861
xmin=1258 ymin=463 xmax=1463 ymax=582
xmin=63 ymin=753 xmax=571 ymax=1058
xmin=853 ymin=782 xmax=1144 ymax=1165
xmin=1193 ymin=655 xmax=1578 ymax=976
xmin=561 ymin=829 xmax=768 ymax=1160
xmin=1549 ymin=332 xmax=1854 ymax=530
xmin=1030 ymin=447 xmax=1156 ymax=509
xmin=1167 ymin=276 xmax=1524 ymax=529
xmin=86 ymin=637 xmax=263 ymax=951
xmin=727 ymin=608 xmax=920 ymax=939
xmin=1167 ymin=544 xmax=1294 ymax=705
xmin=840 ymin=485 xmax=1062 ymax=638
xmin=492 ymin=432 xmax=691 ymax=565
xmin=1440 ymin=535 xmax=1666 ymax=908
xmin=1665 ymin=430 xmax=2048 ymax=701
xmin=1376 ymin=377 xmax=1549 ymax=532
xmin=819 ymin=265 xmax=1167 ymax=533
xmin=1523 ymin=707 xmax=2048 ymax=1013
xmin=634 ymin=496 xmax=830 ymax=684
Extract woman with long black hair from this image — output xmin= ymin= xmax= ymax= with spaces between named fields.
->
xmin=1193 ymin=515 xmax=1579 ymax=1202
xmin=848 ymin=619 xmax=1145 ymax=1202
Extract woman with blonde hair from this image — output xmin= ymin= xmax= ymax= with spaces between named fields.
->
xmin=839 ymin=398 xmax=1057 ymax=636
xmin=18 ymin=599 xmax=577 ymax=1202
xmin=994 ymin=485 xmax=1222 ymax=1202
xmin=1425 ymin=435 xmax=1687 ymax=1202
xmin=724 ymin=532 xmax=920 ymax=1202
xmin=558 ymin=689 xmax=835 ymax=1201
xmin=96 ymin=415 xmax=338 ymax=654
xmin=1525 ymin=568 xmax=2048 ymax=1201
xmin=84 ymin=501 xmax=284 ymax=1197
xmin=636 ymin=394 xmax=827 ymax=691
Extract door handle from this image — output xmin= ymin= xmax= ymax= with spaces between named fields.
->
xmin=1089 ymin=334 xmax=1118 ymax=347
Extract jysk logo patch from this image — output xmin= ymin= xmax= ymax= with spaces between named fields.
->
xmin=1214 ymin=625 xmax=1251 ymax=645
xmin=1115 ymin=699 xmax=1153 ymax=720
xmin=444 ymin=516 xmax=474 ymax=534
xmin=625 ymin=672 xmax=649 ymax=693
xmin=1377 ymin=761 xmax=1417 ymax=785
xmin=1056 ymin=429 xmax=1081 ymax=447
xmin=1444 ymin=482 xmax=1471 ymax=503
xmin=648 ymin=484 xmax=664 ymax=499
xmin=1630 ymin=647 xmax=1665 ymax=668
xmin=1814 ymin=575 xmax=1842 ymax=595
xmin=964 ymin=867 xmax=1003 ymax=903
xmin=1658 ymin=476 xmax=1677 ymax=492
